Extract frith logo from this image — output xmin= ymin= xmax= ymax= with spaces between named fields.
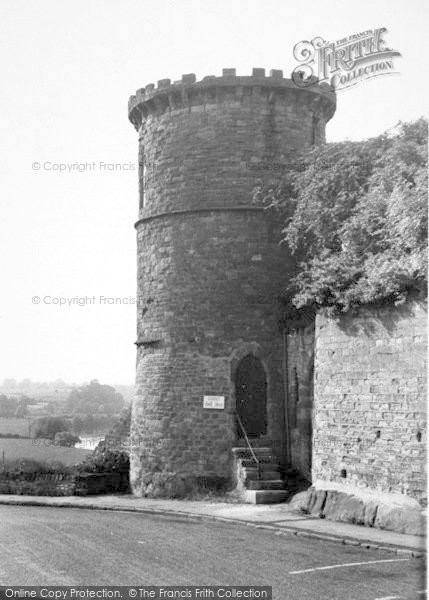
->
xmin=291 ymin=28 xmax=401 ymax=91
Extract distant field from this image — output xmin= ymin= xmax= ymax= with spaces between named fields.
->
xmin=0 ymin=416 xmax=117 ymax=438
xmin=0 ymin=418 xmax=31 ymax=437
xmin=0 ymin=438 xmax=92 ymax=466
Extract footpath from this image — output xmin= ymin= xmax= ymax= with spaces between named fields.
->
xmin=0 ymin=493 xmax=425 ymax=557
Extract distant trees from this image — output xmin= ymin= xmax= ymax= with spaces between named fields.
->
xmin=14 ymin=403 xmax=28 ymax=418
xmin=2 ymin=378 xmax=17 ymax=388
xmin=0 ymin=395 xmax=18 ymax=417
xmin=30 ymin=413 xmax=113 ymax=438
xmin=32 ymin=416 xmax=70 ymax=440
xmin=83 ymin=413 xmax=95 ymax=433
xmin=71 ymin=413 xmax=115 ymax=435
xmin=0 ymin=380 xmax=126 ymax=439
xmin=45 ymin=402 xmax=56 ymax=416
xmin=72 ymin=414 xmax=95 ymax=434
xmin=66 ymin=380 xmax=124 ymax=415
xmin=0 ymin=394 xmax=33 ymax=417
xmin=71 ymin=415 xmax=84 ymax=435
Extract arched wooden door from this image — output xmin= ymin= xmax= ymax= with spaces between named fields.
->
xmin=235 ymin=355 xmax=267 ymax=438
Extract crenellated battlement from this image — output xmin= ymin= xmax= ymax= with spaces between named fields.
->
xmin=128 ymin=67 xmax=336 ymax=130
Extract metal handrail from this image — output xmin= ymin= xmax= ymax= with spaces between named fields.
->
xmin=236 ymin=413 xmax=261 ymax=479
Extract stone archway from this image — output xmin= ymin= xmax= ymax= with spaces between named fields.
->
xmin=235 ymin=354 xmax=267 ymax=438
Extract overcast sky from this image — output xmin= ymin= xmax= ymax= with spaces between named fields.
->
xmin=0 ymin=0 xmax=427 ymax=385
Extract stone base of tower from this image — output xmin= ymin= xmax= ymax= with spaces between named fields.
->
xmin=130 ymin=466 xmax=231 ymax=499
xmin=130 ymin=440 xmax=234 ymax=499
xmin=130 ymin=341 xmax=287 ymax=498
xmin=130 ymin=348 xmax=238 ymax=498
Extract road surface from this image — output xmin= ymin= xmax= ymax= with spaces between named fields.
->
xmin=0 ymin=506 xmax=425 ymax=599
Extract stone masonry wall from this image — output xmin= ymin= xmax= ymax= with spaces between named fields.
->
xmin=287 ymin=325 xmax=314 ymax=481
xmin=129 ymin=70 xmax=335 ymax=221
xmin=313 ymin=300 xmax=427 ymax=504
xmin=132 ymin=210 xmax=289 ymax=496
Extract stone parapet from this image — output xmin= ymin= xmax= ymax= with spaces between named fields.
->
xmin=128 ymin=68 xmax=336 ymax=131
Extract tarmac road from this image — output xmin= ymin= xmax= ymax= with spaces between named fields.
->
xmin=0 ymin=505 xmax=425 ymax=600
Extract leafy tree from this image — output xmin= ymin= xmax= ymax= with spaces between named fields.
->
xmin=66 ymin=387 xmax=81 ymax=413
xmin=66 ymin=380 xmax=124 ymax=415
xmin=71 ymin=415 xmax=84 ymax=435
xmin=0 ymin=395 xmax=17 ymax=417
xmin=255 ymin=118 xmax=427 ymax=313
xmin=83 ymin=413 xmax=94 ymax=433
xmin=32 ymin=416 xmax=70 ymax=440
xmin=46 ymin=402 xmax=56 ymax=415
xmin=14 ymin=404 xmax=28 ymax=418
xmin=14 ymin=396 xmax=31 ymax=418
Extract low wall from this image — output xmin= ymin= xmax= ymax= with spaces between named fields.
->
xmin=0 ymin=470 xmax=129 ymax=496
xmin=290 ymin=485 xmax=426 ymax=536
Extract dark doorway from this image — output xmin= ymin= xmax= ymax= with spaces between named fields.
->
xmin=235 ymin=355 xmax=267 ymax=438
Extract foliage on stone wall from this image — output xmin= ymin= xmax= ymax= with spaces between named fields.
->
xmin=254 ymin=118 xmax=428 ymax=313
xmin=77 ymin=407 xmax=131 ymax=493
xmin=75 ymin=448 xmax=130 ymax=493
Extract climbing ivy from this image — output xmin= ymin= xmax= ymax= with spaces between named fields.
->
xmin=254 ymin=118 xmax=427 ymax=313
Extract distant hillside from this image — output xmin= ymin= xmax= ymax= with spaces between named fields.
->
xmin=0 ymin=380 xmax=134 ymax=405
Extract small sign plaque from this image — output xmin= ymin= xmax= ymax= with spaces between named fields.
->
xmin=203 ymin=395 xmax=225 ymax=409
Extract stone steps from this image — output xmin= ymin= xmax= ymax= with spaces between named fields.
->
xmin=232 ymin=440 xmax=300 ymax=504
xmin=231 ymin=447 xmax=273 ymax=459
xmin=246 ymin=479 xmax=285 ymax=490
xmin=244 ymin=469 xmax=281 ymax=481
xmin=243 ymin=489 xmax=289 ymax=504
xmin=234 ymin=438 xmax=273 ymax=448
xmin=239 ymin=457 xmax=279 ymax=468
xmin=232 ymin=439 xmax=305 ymax=503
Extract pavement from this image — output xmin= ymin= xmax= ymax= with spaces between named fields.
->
xmin=0 ymin=493 xmax=425 ymax=557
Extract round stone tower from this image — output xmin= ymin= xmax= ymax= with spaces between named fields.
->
xmin=128 ymin=68 xmax=335 ymax=497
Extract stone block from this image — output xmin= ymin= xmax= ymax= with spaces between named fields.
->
xmin=374 ymin=504 xmax=426 ymax=535
xmin=288 ymin=489 xmax=312 ymax=512
xmin=363 ymin=500 xmax=379 ymax=526
xmin=181 ymin=73 xmax=196 ymax=84
xmin=309 ymin=489 xmax=327 ymax=516
xmin=244 ymin=489 xmax=288 ymax=504
xmin=322 ymin=491 xmax=365 ymax=524
xmin=304 ymin=487 xmax=317 ymax=512
xmin=157 ymin=78 xmax=171 ymax=88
